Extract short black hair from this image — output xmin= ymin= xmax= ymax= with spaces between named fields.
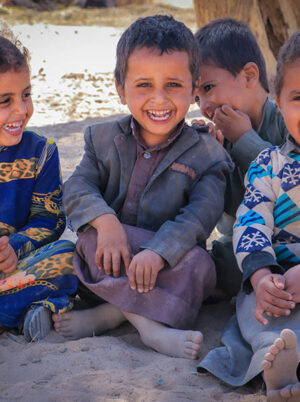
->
xmin=0 ymin=25 xmax=29 ymax=73
xmin=195 ymin=18 xmax=269 ymax=92
xmin=274 ymin=30 xmax=300 ymax=97
xmin=114 ymin=14 xmax=200 ymax=88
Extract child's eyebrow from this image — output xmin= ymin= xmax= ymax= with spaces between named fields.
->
xmin=290 ymin=89 xmax=300 ymax=96
xmin=0 ymin=85 xmax=31 ymax=97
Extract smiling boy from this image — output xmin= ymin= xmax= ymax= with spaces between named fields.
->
xmin=195 ymin=18 xmax=288 ymax=297
xmin=53 ymin=15 xmax=233 ymax=357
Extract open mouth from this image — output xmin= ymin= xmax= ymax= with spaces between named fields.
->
xmin=3 ymin=121 xmax=24 ymax=134
xmin=147 ymin=110 xmax=172 ymax=121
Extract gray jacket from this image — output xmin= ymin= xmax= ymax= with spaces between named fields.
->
xmin=63 ymin=115 xmax=234 ymax=267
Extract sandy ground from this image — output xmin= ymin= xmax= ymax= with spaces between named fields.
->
xmin=0 ymin=3 xmax=267 ymax=401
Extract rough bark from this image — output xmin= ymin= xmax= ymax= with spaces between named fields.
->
xmin=194 ymin=0 xmax=300 ymax=79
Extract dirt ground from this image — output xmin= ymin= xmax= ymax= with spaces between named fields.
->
xmin=0 ymin=3 xmax=267 ymax=401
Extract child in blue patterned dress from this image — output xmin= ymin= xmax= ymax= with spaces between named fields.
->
xmin=0 ymin=26 xmax=78 ymax=341
xmin=198 ymin=31 xmax=300 ymax=401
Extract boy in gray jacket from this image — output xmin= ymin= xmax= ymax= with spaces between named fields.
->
xmin=53 ymin=15 xmax=233 ymax=358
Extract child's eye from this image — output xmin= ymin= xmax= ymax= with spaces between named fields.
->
xmin=23 ymin=92 xmax=32 ymax=99
xmin=0 ymin=97 xmax=10 ymax=105
xmin=167 ymin=82 xmax=181 ymax=88
xmin=203 ymin=84 xmax=214 ymax=92
xmin=137 ymin=83 xmax=151 ymax=88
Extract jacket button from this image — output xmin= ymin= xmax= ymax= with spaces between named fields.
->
xmin=144 ymin=152 xmax=151 ymax=159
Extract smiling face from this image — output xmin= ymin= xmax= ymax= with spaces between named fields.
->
xmin=116 ymin=47 xmax=196 ymax=147
xmin=197 ymin=64 xmax=249 ymax=120
xmin=0 ymin=68 xmax=33 ymax=147
xmin=276 ymin=60 xmax=300 ymax=144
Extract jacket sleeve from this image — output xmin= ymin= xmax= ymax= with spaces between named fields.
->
xmin=141 ymin=140 xmax=234 ymax=267
xmin=232 ymin=148 xmax=283 ymax=291
xmin=9 ymin=139 xmax=66 ymax=259
xmin=63 ymin=126 xmax=116 ymax=232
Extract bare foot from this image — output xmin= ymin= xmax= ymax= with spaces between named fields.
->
xmin=263 ymin=329 xmax=300 ymax=401
xmin=124 ymin=311 xmax=203 ymax=359
xmin=53 ymin=303 xmax=126 ymax=339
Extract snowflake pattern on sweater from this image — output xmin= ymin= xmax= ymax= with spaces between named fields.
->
xmin=233 ymin=136 xmax=300 ymax=279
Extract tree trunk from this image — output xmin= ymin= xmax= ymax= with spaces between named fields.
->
xmin=193 ymin=0 xmax=300 ymax=80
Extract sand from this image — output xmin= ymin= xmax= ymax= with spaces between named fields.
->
xmin=0 ymin=4 xmax=267 ymax=401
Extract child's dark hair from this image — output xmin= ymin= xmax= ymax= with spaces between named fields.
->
xmin=195 ymin=18 xmax=269 ymax=93
xmin=114 ymin=14 xmax=200 ymax=88
xmin=0 ymin=24 xmax=30 ymax=73
xmin=274 ymin=30 xmax=300 ymax=97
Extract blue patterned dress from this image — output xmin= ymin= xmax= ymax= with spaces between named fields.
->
xmin=0 ymin=131 xmax=78 ymax=328
xmin=198 ymin=135 xmax=300 ymax=386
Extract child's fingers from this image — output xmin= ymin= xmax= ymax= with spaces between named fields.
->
xmin=191 ymin=119 xmax=206 ymax=126
xmin=149 ymin=269 xmax=158 ymax=291
xmin=216 ymin=129 xmax=224 ymax=145
xmin=112 ymin=252 xmax=120 ymax=278
xmin=0 ymin=253 xmax=17 ymax=273
xmin=255 ymin=306 xmax=268 ymax=325
xmin=135 ymin=264 xmax=145 ymax=293
xmin=127 ymin=261 xmax=137 ymax=290
xmin=103 ymin=251 xmax=112 ymax=276
xmin=143 ymin=265 xmax=151 ymax=293
xmin=272 ymin=274 xmax=285 ymax=290
xmin=122 ymin=249 xmax=132 ymax=275
xmin=263 ymin=299 xmax=292 ymax=317
xmin=0 ymin=236 xmax=9 ymax=251
xmin=221 ymin=104 xmax=237 ymax=117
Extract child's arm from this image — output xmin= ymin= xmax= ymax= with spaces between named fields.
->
xmin=140 ymin=138 xmax=234 ymax=270
xmin=0 ymin=236 xmax=18 ymax=274
xmin=250 ymin=267 xmax=294 ymax=325
xmin=233 ymin=148 xmax=289 ymax=298
xmin=91 ymin=214 xmax=132 ymax=277
xmin=63 ymin=126 xmax=117 ymax=234
xmin=8 ymin=140 xmax=66 ymax=259
xmin=213 ymin=103 xmax=287 ymax=174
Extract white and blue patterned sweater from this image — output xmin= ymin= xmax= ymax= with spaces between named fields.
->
xmin=233 ymin=135 xmax=300 ymax=290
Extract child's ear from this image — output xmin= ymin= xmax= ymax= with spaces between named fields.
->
xmin=191 ymin=79 xmax=200 ymax=104
xmin=242 ymin=62 xmax=259 ymax=89
xmin=276 ymin=96 xmax=281 ymax=110
xmin=115 ymin=81 xmax=127 ymax=105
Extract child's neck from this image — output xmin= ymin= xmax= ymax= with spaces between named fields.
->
xmin=248 ymin=89 xmax=268 ymax=131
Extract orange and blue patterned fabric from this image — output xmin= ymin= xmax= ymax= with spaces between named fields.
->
xmin=0 ymin=131 xmax=77 ymax=327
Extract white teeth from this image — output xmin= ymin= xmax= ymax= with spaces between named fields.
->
xmin=3 ymin=122 xmax=23 ymax=132
xmin=148 ymin=110 xmax=171 ymax=121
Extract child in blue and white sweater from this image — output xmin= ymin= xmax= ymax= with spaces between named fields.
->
xmin=198 ymin=31 xmax=300 ymax=402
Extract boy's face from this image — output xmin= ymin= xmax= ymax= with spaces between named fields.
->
xmin=0 ymin=68 xmax=33 ymax=147
xmin=196 ymin=64 xmax=249 ymax=120
xmin=116 ymin=47 xmax=196 ymax=147
xmin=276 ymin=60 xmax=300 ymax=144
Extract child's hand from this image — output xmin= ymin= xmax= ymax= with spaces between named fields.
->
xmin=213 ymin=104 xmax=252 ymax=143
xmin=192 ymin=119 xmax=224 ymax=145
xmin=284 ymin=265 xmax=300 ymax=304
xmin=91 ymin=214 xmax=132 ymax=277
xmin=251 ymin=269 xmax=294 ymax=325
xmin=127 ymin=249 xmax=165 ymax=293
xmin=0 ymin=236 xmax=18 ymax=274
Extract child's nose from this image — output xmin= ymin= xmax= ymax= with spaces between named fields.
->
xmin=151 ymin=88 xmax=167 ymax=103
xmin=14 ymin=99 xmax=27 ymax=116
xmin=199 ymin=96 xmax=211 ymax=118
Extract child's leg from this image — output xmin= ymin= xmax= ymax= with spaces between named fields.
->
xmin=123 ymin=310 xmax=202 ymax=359
xmin=263 ymin=329 xmax=300 ymax=401
xmin=53 ymin=303 xmax=126 ymax=339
